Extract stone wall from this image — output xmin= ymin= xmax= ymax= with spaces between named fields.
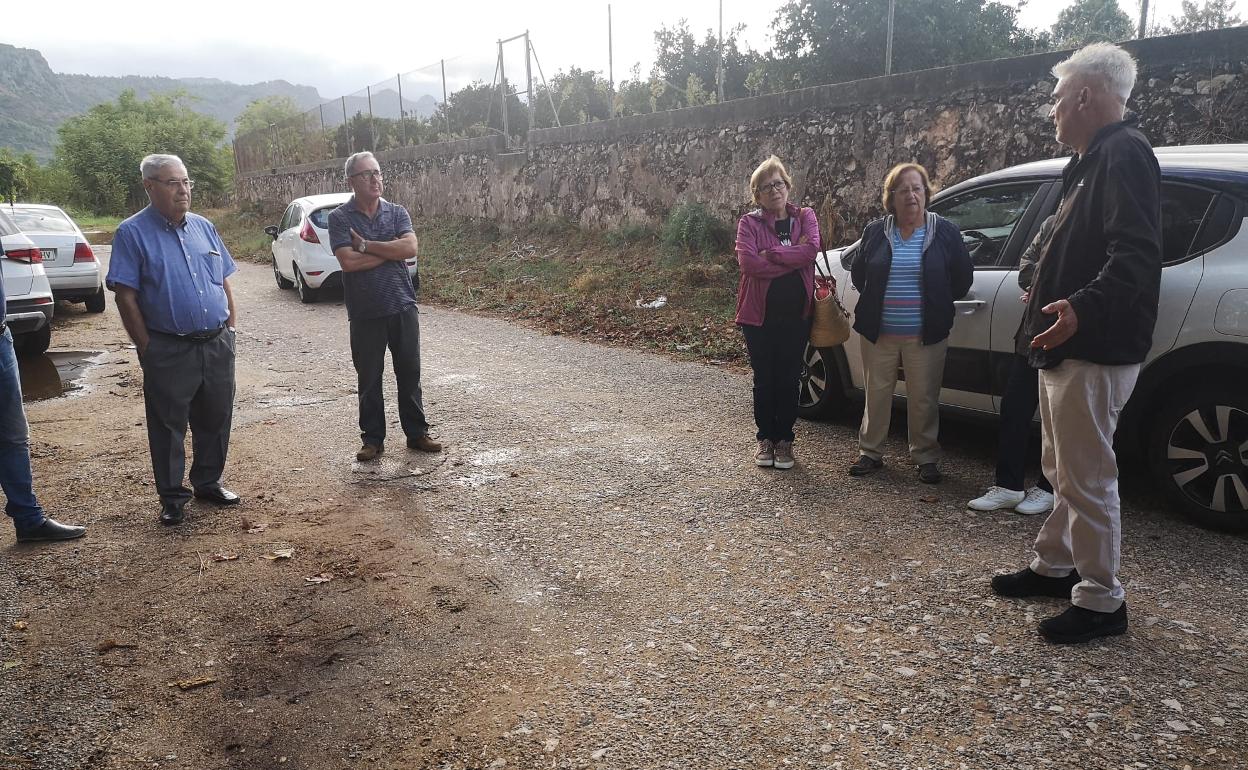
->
xmin=237 ymin=27 xmax=1248 ymax=243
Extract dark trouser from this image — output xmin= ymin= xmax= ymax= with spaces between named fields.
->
xmin=349 ymin=306 xmax=429 ymax=447
xmin=141 ymin=329 xmax=236 ymax=505
xmin=997 ymin=353 xmax=1053 ymax=493
xmin=741 ymin=318 xmax=810 ymax=443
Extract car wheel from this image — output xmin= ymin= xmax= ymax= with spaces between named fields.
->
xmin=797 ymin=343 xmax=848 ymax=420
xmin=16 ymin=326 xmax=51 ymax=358
xmin=295 ymin=267 xmax=319 ymax=304
xmin=85 ymin=285 xmax=106 ymax=313
xmin=273 ymin=256 xmax=294 ymax=290
xmin=1148 ymin=384 xmax=1248 ymax=531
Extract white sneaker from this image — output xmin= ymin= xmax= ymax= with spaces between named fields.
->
xmin=967 ymin=486 xmax=1025 ymax=511
xmin=1015 ymin=486 xmax=1054 ymax=516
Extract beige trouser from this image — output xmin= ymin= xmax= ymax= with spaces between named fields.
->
xmin=857 ymin=335 xmax=947 ymax=465
xmin=1030 ymin=359 xmax=1140 ymax=613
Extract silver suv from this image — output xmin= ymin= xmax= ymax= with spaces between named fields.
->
xmin=803 ymin=144 xmax=1248 ymax=531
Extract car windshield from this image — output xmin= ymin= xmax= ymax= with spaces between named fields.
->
xmin=8 ymin=207 xmax=76 ymax=234
xmin=0 ymin=209 xmax=18 ymax=237
xmin=309 ymin=207 xmax=335 ymax=230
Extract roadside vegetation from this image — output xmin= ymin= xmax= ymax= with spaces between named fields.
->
xmin=218 ymin=204 xmax=746 ymax=366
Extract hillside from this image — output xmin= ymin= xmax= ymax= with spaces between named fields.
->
xmin=0 ymin=43 xmax=325 ymax=160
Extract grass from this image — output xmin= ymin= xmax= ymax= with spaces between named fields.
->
xmin=204 ymin=204 xmax=282 ymax=264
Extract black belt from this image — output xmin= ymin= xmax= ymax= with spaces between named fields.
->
xmin=152 ymin=326 xmax=224 ymax=343
xmin=0 ymin=322 xmax=6 ymax=334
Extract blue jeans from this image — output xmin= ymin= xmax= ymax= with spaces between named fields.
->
xmin=0 ymin=328 xmax=46 ymax=529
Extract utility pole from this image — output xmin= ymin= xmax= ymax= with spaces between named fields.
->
xmin=717 ymin=0 xmax=725 ymax=102
xmin=608 ymin=4 xmax=614 ymax=91
xmin=441 ymin=59 xmax=451 ymax=138
xmin=885 ymin=0 xmax=896 ymax=76
xmin=1138 ymin=0 xmax=1150 ymax=38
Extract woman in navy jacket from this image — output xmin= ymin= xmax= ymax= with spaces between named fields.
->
xmin=842 ymin=163 xmax=972 ymax=483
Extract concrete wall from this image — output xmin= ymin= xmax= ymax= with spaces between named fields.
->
xmin=237 ymin=28 xmax=1248 ymax=242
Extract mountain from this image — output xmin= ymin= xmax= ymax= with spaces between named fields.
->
xmin=0 ymin=44 xmax=325 ymax=160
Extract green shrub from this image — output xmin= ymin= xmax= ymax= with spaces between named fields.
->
xmin=660 ymin=203 xmax=733 ymax=257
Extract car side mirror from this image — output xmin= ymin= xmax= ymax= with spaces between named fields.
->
xmin=264 ymin=225 xmax=279 ymax=240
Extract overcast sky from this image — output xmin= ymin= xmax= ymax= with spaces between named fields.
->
xmin=3 ymin=0 xmax=1197 ymax=100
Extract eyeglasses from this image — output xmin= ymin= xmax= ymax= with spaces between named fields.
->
xmin=349 ymin=170 xmax=383 ymax=181
xmin=152 ymin=178 xmax=195 ymax=189
xmin=892 ymin=185 xmax=925 ymax=196
xmin=757 ymin=180 xmax=788 ymax=193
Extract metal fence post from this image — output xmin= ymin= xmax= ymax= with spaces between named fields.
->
xmin=397 ymin=73 xmax=407 ymax=146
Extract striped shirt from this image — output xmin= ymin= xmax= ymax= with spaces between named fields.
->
xmin=880 ymin=225 xmax=925 ymax=337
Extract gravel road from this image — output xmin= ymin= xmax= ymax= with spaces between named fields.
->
xmin=1 ymin=251 xmax=1245 ymax=769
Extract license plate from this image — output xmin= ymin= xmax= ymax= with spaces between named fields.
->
xmin=40 ymin=249 xmax=55 ymax=261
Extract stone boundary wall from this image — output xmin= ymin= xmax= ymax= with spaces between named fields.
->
xmin=237 ymin=27 xmax=1248 ymax=242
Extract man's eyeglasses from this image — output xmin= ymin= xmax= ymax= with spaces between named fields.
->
xmin=757 ymin=180 xmax=788 ymax=193
xmin=152 ymin=178 xmax=195 ymax=189
xmin=349 ymin=170 xmax=383 ymax=181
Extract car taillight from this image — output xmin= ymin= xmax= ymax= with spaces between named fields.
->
xmin=299 ymin=220 xmax=321 ymax=244
xmin=74 ymin=242 xmax=96 ymax=262
xmin=4 ymin=247 xmax=41 ymax=263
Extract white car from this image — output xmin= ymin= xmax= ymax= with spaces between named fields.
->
xmin=6 ymin=204 xmax=105 ymax=313
xmin=803 ymin=144 xmax=1248 ymax=531
xmin=264 ymin=193 xmax=418 ymax=304
xmin=0 ymin=208 xmax=54 ymax=357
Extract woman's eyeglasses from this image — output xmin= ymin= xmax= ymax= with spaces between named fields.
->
xmin=757 ymin=180 xmax=788 ymax=193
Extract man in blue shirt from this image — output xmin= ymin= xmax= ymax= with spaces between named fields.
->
xmin=107 ymin=154 xmax=240 ymax=526
xmin=0 ymin=269 xmax=87 ymax=542
xmin=328 ymin=151 xmax=441 ymax=462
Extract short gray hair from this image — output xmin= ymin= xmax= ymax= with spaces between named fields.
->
xmin=140 ymin=154 xmax=186 ymax=179
xmin=1052 ymin=42 xmax=1138 ymax=104
xmin=344 ymin=151 xmax=377 ymax=179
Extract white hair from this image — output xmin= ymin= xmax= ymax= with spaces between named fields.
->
xmin=1052 ymin=43 xmax=1138 ymax=104
xmin=140 ymin=153 xmax=186 ymax=179
xmin=344 ymin=151 xmax=377 ymax=179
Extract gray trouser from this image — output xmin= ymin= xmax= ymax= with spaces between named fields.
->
xmin=140 ymin=329 xmax=236 ymax=505
xmin=349 ymin=306 xmax=428 ymax=447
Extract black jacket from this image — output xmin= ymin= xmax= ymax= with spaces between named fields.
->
xmin=1022 ymin=120 xmax=1162 ymax=368
xmin=844 ymin=212 xmax=973 ymax=345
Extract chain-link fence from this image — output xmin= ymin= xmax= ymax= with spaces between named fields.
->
xmin=235 ymin=45 xmax=552 ymax=174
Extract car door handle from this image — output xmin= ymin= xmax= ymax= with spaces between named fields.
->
xmin=954 ymin=299 xmax=986 ymax=314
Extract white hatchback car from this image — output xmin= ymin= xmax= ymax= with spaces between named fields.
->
xmin=803 ymin=144 xmax=1248 ymax=531
xmin=6 ymin=204 xmax=105 ymax=313
xmin=0 ymin=208 xmax=54 ymax=357
xmin=265 ymin=193 xmax=418 ymax=304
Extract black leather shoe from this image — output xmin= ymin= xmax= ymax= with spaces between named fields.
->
xmin=1039 ymin=603 xmax=1128 ymax=644
xmin=16 ymin=517 xmax=87 ymax=542
xmin=991 ymin=567 xmax=1081 ymax=599
xmin=160 ymin=502 xmax=186 ymax=526
xmin=848 ymin=455 xmax=884 ymax=476
xmin=918 ymin=463 xmax=942 ymax=484
xmin=194 ymin=486 xmax=241 ymax=505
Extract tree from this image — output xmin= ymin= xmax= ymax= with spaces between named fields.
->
xmin=650 ymin=20 xmax=761 ymax=110
xmin=1051 ymin=0 xmax=1134 ymax=48
xmin=434 ymin=80 xmax=529 ymax=139
xmin=614 ymin=65 xmax=657 ymax=117
xmin=0 ymin=149 xmax=30 ymax=205
xmin=1162 ymin=0 xmax=1242 ymax=32
xmin=55 ymin=90 xmax=231 ymax=214
xmin=769 ymin=0 xmax=1047 ymax=88
xmin=235 ymin=95 xmax=305 ymax=136
xmin=533 ymin=67 xmax=613 ymax=128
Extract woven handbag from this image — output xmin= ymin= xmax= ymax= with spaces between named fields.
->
xmin=810 ymin=252 xmax=851 ymax=348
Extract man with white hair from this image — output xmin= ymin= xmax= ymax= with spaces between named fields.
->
xmin=991 ymin=43 xmax=1162 ymax=644
xmin=328 ymin=151 xmax=441 ymax=462
xmin=108 ymin=154 xmax=241 ymax=526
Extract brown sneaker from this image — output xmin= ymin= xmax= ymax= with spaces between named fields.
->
xmin=773 ymin=440 xmax=795 ymax=470
xmin=755 ymin=439 xmax=775 ymax=467
xmin=356 ymin=443 xmax=383 ymax=462
xmin=407 ymin=434 xmax=443 ymax=453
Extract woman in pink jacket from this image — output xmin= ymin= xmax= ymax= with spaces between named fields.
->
xmin=735 ymin=155 xmax=821 ymax=469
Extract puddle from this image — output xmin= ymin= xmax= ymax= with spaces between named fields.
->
xmin=19 ymin=351 xmax=105 ymax=402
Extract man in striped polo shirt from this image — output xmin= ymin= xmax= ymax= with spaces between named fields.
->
xmin=329 ymin=152 xmax=442 ymax=462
